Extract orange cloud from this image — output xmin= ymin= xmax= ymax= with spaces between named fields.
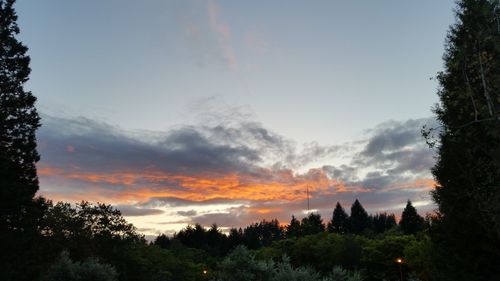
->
xmin=37 ymin=163 xmax=355 ymax=205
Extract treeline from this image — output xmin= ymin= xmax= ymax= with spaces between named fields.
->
xmin=153 ymin=199 xmax=427 ymax=256
xmin=16 ymin=200 xmax=210 ymax=281
xmin=30 ymin=199 xmax=429 ymax=281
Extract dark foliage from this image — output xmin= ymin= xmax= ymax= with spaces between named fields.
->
xmin=429 ymin=0 xmax=500 ymax=280
xmin=372 ymin=213 xmax=397 ymax=234
xmin=349 ymin=199 xmax=370 ymax=234
xmin=0 ymin=1 xmax=42 ymax=279
xmin=327 ymin=202 xmax=350 ymax=234
xmin=286 ymin=215 xmax=301 ymax=238
xmin=300 ymin=213 xmax=325 ymax=236
xmin=399 ymin=201 xmax=424 ymax=235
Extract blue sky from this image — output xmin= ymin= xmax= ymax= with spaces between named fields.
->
xmin=18 ymin=0 xmax=454 ymax=143
xmin=15 ymin=0 xmax=456 ymax=234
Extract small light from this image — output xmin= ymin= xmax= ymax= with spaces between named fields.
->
xmin=396 ymin=258 xmax=403 ymax=264
xmin=203 ymin=270 xmax=208 ymax=275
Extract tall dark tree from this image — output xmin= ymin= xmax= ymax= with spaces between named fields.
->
xmin=327 ymin=202 xmax=349 ymax=234
xmin=399 ymin=200 xmax=424 ymax=235
xmin=286 ymin=215 xmax=301 ymax=238
xmin=428 ymin=0 xmax=500 ymax=279
xmin=349 ymin=199 xmax=369 ymax=234
xmin=0 ymin=0 xmax=41 ymax=222
xmin=0 ymin=1 xmax=42 ymax=280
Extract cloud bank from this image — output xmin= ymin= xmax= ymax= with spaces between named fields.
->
xmin=36 ymin=113 xmax=437 ymax=235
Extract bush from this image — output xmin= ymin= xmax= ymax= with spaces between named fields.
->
xmin=43 ymin=251 xmax=117 ymax=281
xmin=216 ymin=246 xmax=363 ymax=281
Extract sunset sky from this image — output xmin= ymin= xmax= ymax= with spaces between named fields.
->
xmin=16 ymin=0 xmax=455 ymax=236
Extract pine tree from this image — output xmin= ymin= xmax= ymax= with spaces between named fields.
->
xmin=1 ymin=1 xmax=42 ymax=280
xmin=429 ymin=0 xmax=500 ymax=279
xmin=327 ymin=202 xmax=349 ymax=234
xmin=399 ymin=200 xmax=424 ymax=235
xmin=349 ymin=199 xmax=369 ymax=234
xmin=286 ymin=215 xmax=301 ymax=238
xmin=0 ymin=0 xmax=41 ymax=223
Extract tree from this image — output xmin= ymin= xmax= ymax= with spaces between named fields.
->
xmin=216 ymin=246 xmax=273 ymax=281
xmin=372 ymin=213 xmax=397 ymax=234
xmin=37 ymin=201 xmax=142 ymax=269
xmin=300 ymin=213 xmax=325 ymax=235
xmin=0 ymin=0 xmax=41 ymax=224
xmin=286 ymin=215 xmax=301 ymax=238
xmin=153 ymin=234 xmax=171 ymax=249
xmin=242 ymin=219 xmax=284 ymax=249
xmin=399 ymin=201 xmax=424 ymax=235
xmin=349 ymin=199 xmax=369 ymax=234
xmin=43 ymin=251 xmax=118 ymax=281
xmin=0 ymin=0 xmax=42 ymax=279
xmin=327 ymin=202 xmax=349 ymax=234
xmin=428 ymin=0 xmax=500 ymax=279
xmin=227 ymin=228 xmax=244 ymax=250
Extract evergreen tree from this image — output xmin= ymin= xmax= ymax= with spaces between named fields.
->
xmin=399 ymin=200 xmax=424 ymax=235
xmin=428 ymin=0 xmax=500 ymax=279
xmin=227 ymin=227 xmax=244 ymax=250
xmin=153 ymin=234 xmax=171 ymax=249
xmin=327 ymin=202 xmax=349 ymax=234
xmin=286 ymin=215 xmax=301 ymax=238
xmin=386 ymin=213 xmax=397 ymax=230
xmin=349 ymin=199 xmax=369 ymax=234
xmin=0 ymin=0 xmax=41 ymax=223
xmin=300 ymin=213 xmax=325 ymax=235
xmin=372 ymin=213 xmax=397 ymax=234
xmin=0 ymin=1 xmax=42 ymax=280
xmin=258 ymin=219 xmax=283 ymax=246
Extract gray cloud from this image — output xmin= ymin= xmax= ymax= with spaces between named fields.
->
xmin=144 ymin=197 xmax=246 ymax=207
xmin=323 ymin=117 xmax=436 ymax=192
xmin=37 ymin=113 xmax=437 ymax=225
xmin=177 ymin=210 xmax=197 ymax=217
xmin=116 ymin=205 xmax=164 ymax=217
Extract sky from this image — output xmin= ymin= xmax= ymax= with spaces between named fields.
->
xmin=15 ymin=0 xmax=455 ymax=236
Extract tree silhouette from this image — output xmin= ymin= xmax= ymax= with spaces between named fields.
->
xmin=0 ymin=0 xmax=42 ymax=279
xmin=349 ymin=199 xmax=369 ymax=234
xmin=227 ymin=227 xmax=244 ymax=250
xmin=399 ymin=200 xmax=424 ymax=235
xmin=428 ymin=0 xmax=500 ymax=279
xmin=372 ymin=213 xmax=397 ymax=234
xmin=327 ymin=202 xmax=349 ymax=234
xmin=286 ymin=215 xmax=301 ymax=238
xmin=300 ymin=213 xmax=325 ymax=235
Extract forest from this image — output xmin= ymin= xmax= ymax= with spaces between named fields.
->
xmin=1 ymin=0 xmax=499 ymax=281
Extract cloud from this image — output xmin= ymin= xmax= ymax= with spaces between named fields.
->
xmin=116 ymin=205 xmax=164 ymax=217
xmin=324 ymin=118 xmax=437 ymax=192
xmin=177 ymin=210 xmax=197 ymax=217
xmin=179 ymin=0 xmax=237 ymax=70
xmin=36 ymin=113 xmax=437 ymax=234
xmin=207 ymin=0 xmax=237 ymax=70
